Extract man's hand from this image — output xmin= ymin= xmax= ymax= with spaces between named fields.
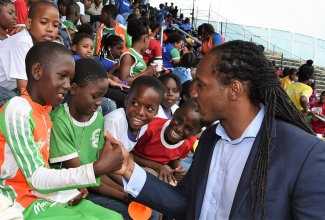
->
xmin=68 ymin=188 xmax=88 ymax=206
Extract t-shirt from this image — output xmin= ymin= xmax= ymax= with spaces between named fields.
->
xmin=156 ymin=9 xmax=168 ymax=24
xmin=12 ymin=0 xmax=28 ymax=24
xmin=99 ymin=58 xmax=116 ymax=72
xmin=0 ymin=92 xmax=99 ymax=211
xmin=120 ymin=48 xmax=147 ymax=76
xmin=142 ymin=38 xmax=162 ymax=65
xmin=173 ymin=67 xmax=192 ymax=84
xmin=309 ymin=102 xmax=325 ymax=135
xmin=286 ymin=82 xmax=313 ymax=111
xmin=0 ymin=29 xmax=33 ymax=90
xmin=133 ymin=118 xmax=196 ymax=165
xmin=104 ymin=108 xmax=148 ymax=152
xmin=156 ymin=104 xmax=179 ymax=119
xmin=180 ymin=23 xmax=192 ymax=31
xmin=49 ymin=103 xmax=104 ymax=165
xmin=62 ymin=19 xmax=77 ymax=35
xmin=202 ymin=32 xmax=224 ymax=55
xmin=117 ymin=0 xmax=131 ymax=14
xmin=280 ymin=76 xmax=292 ymax=89
xmin=162 ymin=43 xmax=180 ymax=69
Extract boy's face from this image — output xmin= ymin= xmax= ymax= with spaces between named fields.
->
xmin=26 ymin=5 xmax=60 ymax=45
xmin=72 ymin=38 xmax=94 ymax=58
xmin=70 ymin=79 xmax=109 ymax=117
xmin=124 ymin=86 xmax=160 ymax=136
xmin=162 ymin=78 xmax=180 ymax=109
xmin=164 ymin=106 xmax=201 ymax=144
xmin=289 ymin=71 xmax=297 ymax=81
xmin=34 ymin=54 xmax=75 ymax=107
xmin=81 ymin=0 xmax=94 ymax=10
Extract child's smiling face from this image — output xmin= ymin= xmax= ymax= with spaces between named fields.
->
xmin=124 ymin=85 xmax=160 ymax=137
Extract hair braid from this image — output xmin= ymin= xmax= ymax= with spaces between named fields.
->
xmin=208 ymin=40 xmax=314 ymax=219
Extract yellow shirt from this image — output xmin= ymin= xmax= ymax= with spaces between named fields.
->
xmin=280 ymin=76 xmax=292 ymax=89
xmin=285 ymin=82 xmax=313 ymax=111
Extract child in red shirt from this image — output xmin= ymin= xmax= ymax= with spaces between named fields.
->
xmin=309 ymin=91 xmax=325 ymax=139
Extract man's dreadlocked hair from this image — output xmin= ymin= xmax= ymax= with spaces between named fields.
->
xmin=208 ymin=40 xmax=314 ymax=218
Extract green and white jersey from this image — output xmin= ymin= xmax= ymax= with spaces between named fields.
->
xmin=120 ymin=48 xmax=147 ymax=76
xmin=49 ymin=103 xmax=105 ymax=166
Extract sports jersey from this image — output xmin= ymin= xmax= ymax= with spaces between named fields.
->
xmin=49 ymin=103 xmax=104 ymax=165
xmin=94 ymin=22 xmax=131 ymax=56
xmin=120 ymin=48 xmax=147 ymax=76
xmin=162 ymin=43 xmax=180 ymax=69
xmin=286 ymin=82 xmax=313 ymax=111
xmin=133 ymin=118 xmax=196 ymax=165
xmin=0 ymin=92 xmax=99 ymax=212
xmin=116 ymin=0 xmax=130 ymax=14
xmin=202 ymin=32 xmax=225 ymax=55
xmin=142 ymin=38 xmax=162 ymax=65
xmin=155 ymin=104 xmax=179 ymax=119
xmin=104 ymin=108 xmax=148 ymax=152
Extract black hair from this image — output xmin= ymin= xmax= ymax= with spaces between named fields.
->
xmin=25 ymin=41 xmax=72 ymax=79
xmin=28 ymin=1 xmax=57 ymax=18
xmin=72 ymin=23 xmax=94 ymax=45
xmin=159 ymin=3 xmax=164 ymax=9
xmin=167 ymin=33 xmax=183 ymax=44
xmin=72 ymin=58 xmax=107 ymax=87
xmin=198 ymin=23 xmax=215 ymax=35
xmin=207 ymin=40 xmax=314 ymax=218
xmin=176 ymin=99 xmax=203 ymax=128
xmin=127 ymin=13 xmax=138 ymax=21
xmin=57 ymin=0 xmax=72 ymax=6
xmin=99 ymin=34 xmax=124 ymax=59
xmin=184 ymin=18 xmax=190 ymax=23
xmin=65 ymin=2 xmax=79 ymax=17
xmin=298 ymin=60 xmax=314 ymax=82
xmin=0 ymin=0 xmax=13 ymax=7
xmin=128 ymin=75 xmax=166 ymax=101
xmin=281 ymin=67 xmax=290 ymax=77
xmin=149 ymin=21 xmax=161 ymax=33
xmin=288 ymin=68 xmax=297 ymax=76
xmin=321 ymin=91 xmax=325 ymax=96
xmin=127 ymin=18 xmax=149 ymax=43
xmin=158 ymin=73 xmax=182 ymax=93
xmin=180 ymin=52 xmax=196 ymax=68
xmin=179 ymin=80 xmax=193 ymax=106
xmin=102 ymin=4 xmax=118 ymax=19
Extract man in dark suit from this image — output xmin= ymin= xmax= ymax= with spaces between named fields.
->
xmin=118 ymin=40 xmax=325 ymax=219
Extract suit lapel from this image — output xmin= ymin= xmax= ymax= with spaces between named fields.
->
xmin=229 ymin=119 xmax=277 ymax=219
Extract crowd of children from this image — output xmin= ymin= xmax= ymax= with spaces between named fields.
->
xmin=1 ymin=0 xmax=324 ymax=219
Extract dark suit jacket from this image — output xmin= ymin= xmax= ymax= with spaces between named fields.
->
xmin=134 ymin=118 xmax=325 ymax=219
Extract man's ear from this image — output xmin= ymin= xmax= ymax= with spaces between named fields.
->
xmin=228 ymin=80 xmax=242 ymax=101
xmin=31 ymin=63 xmax=42 ymax=80
xmin=69 ymin=83 xmax=79 ymax=95
xmin=25 ymin=18 xmax=31 ymax=30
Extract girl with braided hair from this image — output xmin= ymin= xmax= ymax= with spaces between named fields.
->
xmin=115 ymin=40 xmax=325 ymax=220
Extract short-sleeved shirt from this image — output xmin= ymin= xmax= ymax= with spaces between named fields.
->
xmin=142 ymin=38 xmax=162 ymax=65
xmin=173 ymin=67 xmax=192 ymax=84
xmin=133 ymin=118 xmax=196 ymax=165
xmin=155 ymin=104 xmax=179 ymax=119
xmin=286 ymin=82 xmax=313 ymax=111
xmin=180 ymin=23 xmax=192 ymax=31
xmin=162 ymin=43 xmax=180 ymax=69
xmin=13 ymin=0 xmax=28 ymax=24
xmin=49 ymin=103 xmax=104 ymax=165
xmin=104 ymin=108 xmax=148 ymax=152
xmin=0 ymin=29 xmax=33 ymax=90
xmin=202 ymin=32 xmax=224 ymax=55
xmin=117 ymin=0 xmax=131 ymax=14
xmin=120 ymin=48 xmax=147 ymax=76
xmin=156 ymin=9 xmax=168 ymax=24
xmin=62 ymin=19 xmax=77 ymax=35
xmin=99 ymin=58 xmax=119 ymax=76
xmin=309 ymin=102 xmax=325 ymax=135
xmin=280 ymin=76 xmax=292 ymax=89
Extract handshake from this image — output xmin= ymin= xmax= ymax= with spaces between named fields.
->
xmin=93 ymin=132 xmax=135 ymax=180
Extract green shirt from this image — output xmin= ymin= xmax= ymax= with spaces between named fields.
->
xmin=49 ymin=103 xmax=104 ymax=167
xmin=127 ymin=48 xmax=147 ymax=76
xmin=62 ymin=20 xmax=77 ymax=35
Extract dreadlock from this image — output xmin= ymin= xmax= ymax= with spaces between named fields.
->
xmin=208 ymin=40 xmax=314 ymax=218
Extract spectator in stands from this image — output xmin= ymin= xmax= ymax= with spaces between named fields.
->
xmin=94 ymin=4 xmax=131 ymax=55
xmin=156 ymin=3 xmax=168 ymax=25
xmin=170 ymin=6 xmax=178 ymax=18
xmin=281 ymin=67 xmax=290 ymax=77
xmin=71 ymin=24 xmax=94 ymax=60
xmin=309 ymin=82 xmax=318 ymax=106
xmin=118 ymin=19 xmax=157 ymax=85
xmin=173 ymin=52 xmax=196 ymax=84
xmin=132 ymin=99 xmax=203 ymax=184
xmin=0 ymin=0 xmax=17 ymax=42
xmin=0 ymin=1 xmax=60 ymax=108
xmin=142 ymin=21 xmax=162 ymax=65
xmin=58 ymin=0 xmax=72 ymax=22
xmin=286 ymin=60 xmax=314 ymax=116
xmin=59 ymin=2 xmax=80 ymax=48
xmin=198 ymin=23 xmax=225 ymax=55
xmin=156 ymin=74 xmax=181 ymax=119
xmin=86 ymin=0 xmax=102 ymax=15
xmin=76 ymin=0 xmax=91 ymax=24
xmin=116 ymin=0 xmax=131 ymax=20
xmin=309 ymin=91 xmax=325 ymax=139
xmin=162 ymin=33 xmax=184 ymax=70
xmin=169 ymin=2 xmax=174 ymax=12
xmin=132 ymin=7 xmax=141 ymax=18
xmin=280 ymin=68 xmax=297 ymax=89
xmin=179 ymin=79 xmax=194 ymax=106
xmin=180 ymin=18 xmax=192 ymax=32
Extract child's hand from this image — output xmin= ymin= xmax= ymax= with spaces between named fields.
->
xmin=145 ymin=65 xmax=158 ymax=76
xmin=173 ymin=166 xmax=186 ymax=182
xmin=156 ymin=165 xmax=177 ymax=185
xmin=68 ymin=188 xmax=88 ymax=206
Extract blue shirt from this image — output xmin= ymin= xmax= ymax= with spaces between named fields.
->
xmin=180 ymin=23 xmax=192 ymax=31
xmin=173 ymin=67 xmax=192 ymax=84
xmin=162 ymin=43 xmax=180 ymax=69
xmin=156 ymin=9 xmax=168 ymax=24
xmin=116 ymin=14 xmax=127 ymax=26
xmin=117 ymin=0 xmax=130 ymax=14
